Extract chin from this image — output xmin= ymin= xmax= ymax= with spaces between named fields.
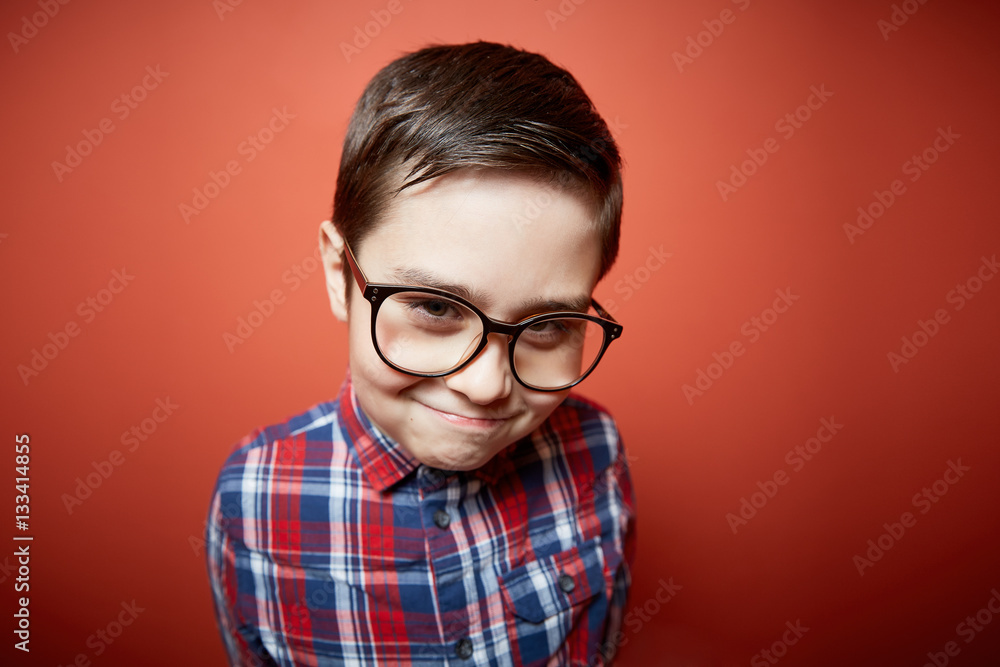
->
xmin=411 ymin=439 xmax=505 ymax=472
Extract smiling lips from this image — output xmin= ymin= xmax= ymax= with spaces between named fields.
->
xmin=421 ymin=403 xmax=511 ymax=428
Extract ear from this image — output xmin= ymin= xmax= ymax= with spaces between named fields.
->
xmin=318 ymin=220 xmax=349 ymax=322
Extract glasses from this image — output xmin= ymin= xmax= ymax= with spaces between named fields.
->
xmin=343 ymin=240 xmax=623 ymax=392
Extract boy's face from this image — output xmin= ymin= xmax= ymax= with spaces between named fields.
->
xmin=322 ymin=169 xmax=603 ymax=472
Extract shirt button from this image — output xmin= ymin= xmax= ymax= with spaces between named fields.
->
xmin=433 ymin=510 xmax=451 ymax=529
xmin=455 ymin=637 xmax=473 ymax=660
xmin=558 ymin=572 xmax=576 ymax=594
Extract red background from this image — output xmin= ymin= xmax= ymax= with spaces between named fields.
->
xmin=2 ymin=0 xmax=999 ymax=665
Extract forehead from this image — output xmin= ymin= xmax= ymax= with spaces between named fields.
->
xmin=358 ymin=170 xmax=603 ymax=318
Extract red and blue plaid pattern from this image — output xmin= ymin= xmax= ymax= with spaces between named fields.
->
xmin=205 ymin=373 xmax=636 ymax=666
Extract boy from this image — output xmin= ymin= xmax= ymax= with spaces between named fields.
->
xmin=206 ymin=41 xmax=636 ymax=666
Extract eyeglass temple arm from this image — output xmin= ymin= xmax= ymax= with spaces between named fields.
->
xmin=342 ymin=239 xmax=368 ymax=292
xmin=591 ymin=298 xmax=619 ymax=323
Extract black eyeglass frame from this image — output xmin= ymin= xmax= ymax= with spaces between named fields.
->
xmin=343 ymin=240 xmax=623 ymax=392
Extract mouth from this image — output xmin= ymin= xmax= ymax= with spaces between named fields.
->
xmin=420 ymin=403 xmax=511 ymax=430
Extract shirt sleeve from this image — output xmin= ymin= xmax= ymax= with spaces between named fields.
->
xmin=205 ymin=482 xmax=280 ymax=667
xmin=598 ymin=439 xmax=637 ymax=666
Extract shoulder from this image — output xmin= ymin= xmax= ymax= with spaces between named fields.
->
xmin=212 ymin=400 xmax=341 ymax=485
xmin=536 ymin=392 xmax=623 ymax=475
xmin=560 ymin=392 xmax=619 ymax=431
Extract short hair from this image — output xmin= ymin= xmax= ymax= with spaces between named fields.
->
xmin=331 ymin=41 xmax=623 ymax=298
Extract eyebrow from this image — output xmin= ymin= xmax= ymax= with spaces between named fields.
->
xmin=517 ymin=295 xmax=592 ymax=315
xmin=387 ymin=267 xmax=592 ymax=317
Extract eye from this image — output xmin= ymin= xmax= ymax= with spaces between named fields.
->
xmin=415 ymin=299 xmax=454 ymax=318
xmin=399 ymin=297 xmax=467 ymax=324
xmin=527 ymin=320 xmax=567 ymax=333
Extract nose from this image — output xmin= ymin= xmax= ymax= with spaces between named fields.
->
xmin=443 ymin=333 xmax=514 ymax=404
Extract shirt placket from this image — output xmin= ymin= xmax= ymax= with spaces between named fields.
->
xmin=419 ymin=466 xmax=479 ymax=664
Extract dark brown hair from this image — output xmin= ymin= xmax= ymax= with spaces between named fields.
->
xmin=332 ymin=41 xmax=623 ymax=294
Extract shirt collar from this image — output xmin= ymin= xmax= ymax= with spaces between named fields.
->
xmin=337 ymin=371 xmax=420 ymax=492
xmin=335 ymin=370 xmax=521 ymax=492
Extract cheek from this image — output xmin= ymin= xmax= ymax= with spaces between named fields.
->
xmin=351 ymin=347 xmax=412 ymax=396
xmin=522 ymin=390 xmax=569 ymax=421
xmin=348 ymin=324 xmax=419 ymax=397
xmin=347 ymin=302 xmax=382 ymax=375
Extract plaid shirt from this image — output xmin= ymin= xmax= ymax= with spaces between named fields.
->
xmin=205 ymin=373 xmax=636 ymax=666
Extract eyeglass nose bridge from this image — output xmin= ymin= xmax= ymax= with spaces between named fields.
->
xmin=458 ymin=321 xmax=518 ymax=373
xmin=481 ymin=319 xmax=522 ymax=338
